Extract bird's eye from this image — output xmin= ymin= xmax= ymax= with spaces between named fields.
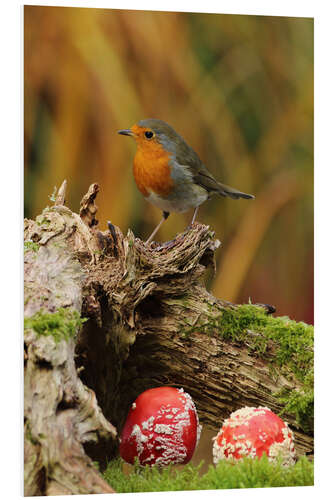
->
xmin=144 ymin=131 xmax=154 ymax=139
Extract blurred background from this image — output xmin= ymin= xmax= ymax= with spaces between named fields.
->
xmin=24 ymin=6 xmax=313 ymax=324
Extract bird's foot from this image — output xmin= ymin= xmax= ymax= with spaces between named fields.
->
xmin=150 ymin=238 xmax=178 ymax=251
xmin=185 ymin=221 xmax=199 ymax=232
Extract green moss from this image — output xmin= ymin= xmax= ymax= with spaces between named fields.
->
xmin=183 ymin=304 xmax=314 ymax=431
xmin=275 ymin=368 xmax=314 ymax=433
xmin=24 ymin=241 xmax=40 ymax=253
xmin=187 ymin=304 xmax=313 ymax=377
xmin=103 ymin=456 xmax=313 ymax=492
xmin=24 ymin=307 xmax=87 ymax=343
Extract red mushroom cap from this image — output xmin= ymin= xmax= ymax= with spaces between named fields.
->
xmin=119 ymin=387 xmax=201 ymax=466
xmin=213 ymin=407 xmax=296 ymax=466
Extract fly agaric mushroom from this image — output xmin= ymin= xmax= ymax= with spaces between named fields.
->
xmin=119 ymin=387 xmax=201 ymax=466
xmin=212 ymin=407 xmax=296 ymax=466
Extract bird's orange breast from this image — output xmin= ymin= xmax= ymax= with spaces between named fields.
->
xmin=133 ymin=143 xmax=174 ymax=198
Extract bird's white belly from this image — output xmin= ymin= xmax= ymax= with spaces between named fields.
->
xmin=146 ymin=183 xmax=208 ymax=213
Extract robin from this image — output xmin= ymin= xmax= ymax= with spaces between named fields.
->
xmin=118 ymin=119 xmax=254 ymax=243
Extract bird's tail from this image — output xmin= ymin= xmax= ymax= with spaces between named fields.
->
xmin=217 ymin=182 xmax=255 ymax=200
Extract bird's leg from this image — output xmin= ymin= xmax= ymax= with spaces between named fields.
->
xmin=146 ymin=211 xmax=169 ymax=244
xmin=191 ymin=206 xmax=199 ymax=225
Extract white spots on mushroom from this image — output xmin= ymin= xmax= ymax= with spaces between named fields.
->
xmin=154 ymin=423 xmax=174 ymax=435
xmin=130 ymin=424 xmax=148 ymax=457
xmin=268 ymin=426 xmax=296 ymax=467
xmin=142 ymin=416 xmax=155 ymax=431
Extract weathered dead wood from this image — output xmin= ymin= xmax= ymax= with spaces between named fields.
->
xmin=24 ymin=182 xmax=313 ymax=495
xmin=24 ymin=185 xmax=116 ymax=496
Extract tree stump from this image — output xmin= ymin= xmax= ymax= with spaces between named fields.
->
xmin=24 ymin=182 xmax=314 ymax=495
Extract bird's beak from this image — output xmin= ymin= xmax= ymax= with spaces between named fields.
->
xmin=118 ymin=129 xmax=134 ymax=137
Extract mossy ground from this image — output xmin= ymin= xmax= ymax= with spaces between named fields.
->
xmin=24 ymin=307 xmax=86 ymax=343
xmin=103 ymin=455 xmax=313 ymax=492
xmin=183 ymin=304 xmax=314 ymax=432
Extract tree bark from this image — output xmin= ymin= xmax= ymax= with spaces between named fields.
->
xmin=24 ymin=182 xmax=313 ymax=495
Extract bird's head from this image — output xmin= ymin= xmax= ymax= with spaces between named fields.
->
xmin=118 ymin=119 xmax=182 ymax=155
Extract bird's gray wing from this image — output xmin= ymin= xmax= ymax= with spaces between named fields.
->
xmin=174 ymin=143 xmax=254 ymax=200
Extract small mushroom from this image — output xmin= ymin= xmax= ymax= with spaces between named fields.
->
xmin=212 ymin=407 xmax=296 ymax=466
xmin=120 ymin=387 xmax=201 ymax=466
